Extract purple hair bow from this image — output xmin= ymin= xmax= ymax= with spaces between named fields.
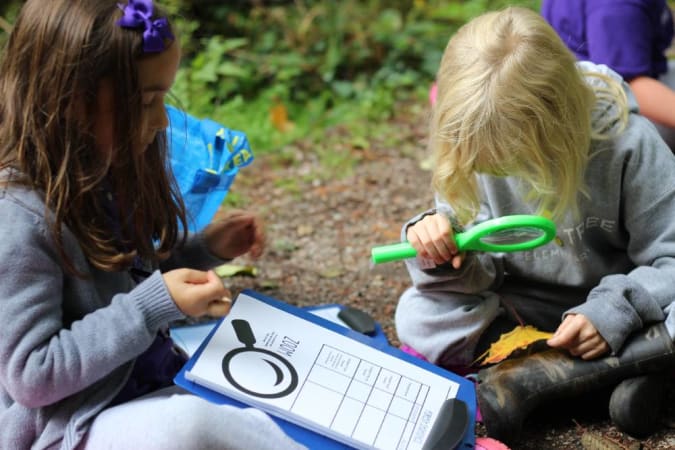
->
xmin=117 ymin=0 xmax=173 ymax=53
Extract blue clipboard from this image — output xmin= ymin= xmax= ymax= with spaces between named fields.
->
xmin=170 ymin=304 xmax=390 ymax=358
xmin=174 ymin=290 xmax=476 ymax=450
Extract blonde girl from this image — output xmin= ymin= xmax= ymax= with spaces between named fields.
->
xmin=396 ymin=7 xmax=675 ymax=443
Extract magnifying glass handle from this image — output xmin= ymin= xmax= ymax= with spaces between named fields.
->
xmin=371 ymin=242 xmax=418 ymax=264
xmin=370 ymin=234 xmax=471 ymax=264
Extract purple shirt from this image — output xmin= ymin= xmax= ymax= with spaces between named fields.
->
xmin=541 ymin=0 xmax=674 ymax=80
xmin=110 ymin=332 xmax=187 ymax=405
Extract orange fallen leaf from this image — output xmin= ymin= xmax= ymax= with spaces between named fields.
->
xmin=474 ymin=325 xmax=553 ymax=366
xmin=270 ymin=101 xmax=294 ymax=132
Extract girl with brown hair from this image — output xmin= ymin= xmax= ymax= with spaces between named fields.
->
xmin=0 ymin=1 xmax=303 ymax=448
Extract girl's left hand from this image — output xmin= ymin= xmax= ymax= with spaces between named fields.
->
xmin=547 ymin=313 xmax=610 ymax=360
xmin=203 ymin=209 xmax=265 ymax=260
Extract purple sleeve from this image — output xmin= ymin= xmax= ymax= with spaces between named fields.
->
xmin=541 ymin=0 xmax=589 ymax=59
xmin=585 ymin=3 xmax=658 ymax=80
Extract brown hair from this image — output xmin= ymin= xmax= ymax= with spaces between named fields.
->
xmin=0 ymin=0 xmax=187 ymax=273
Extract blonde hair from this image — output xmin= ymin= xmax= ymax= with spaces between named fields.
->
xmin=430 ymin=7 xmax=628 ymax=224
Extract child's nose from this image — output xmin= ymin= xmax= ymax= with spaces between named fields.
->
xmin=152 ymin=104 xmax=169 ymax=131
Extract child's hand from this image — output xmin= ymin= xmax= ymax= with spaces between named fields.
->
xmin=163 ymin=269 xmax=232 ymax=317
xmin=406 ymin=213 xmax=464 ymax=268
xmin=547 ymin=313 xmax=609 ymax=360
xmin=204 ymin=209 xmax=265 ymax=260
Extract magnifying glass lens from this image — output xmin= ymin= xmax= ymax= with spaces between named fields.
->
xmin=479 ymin=226 xmax=546 ymax=245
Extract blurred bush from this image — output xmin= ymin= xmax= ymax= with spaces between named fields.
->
xmin=165 ymin=0 xmax=540 ymax=152
xmin=1 ymin=0 xmax=541 ymax=153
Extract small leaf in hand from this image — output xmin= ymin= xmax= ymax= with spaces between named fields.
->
xmin=214 ymin=263 xmax=258 ymax=278
xmin=475 ymin=325 xmax=553 ymax=366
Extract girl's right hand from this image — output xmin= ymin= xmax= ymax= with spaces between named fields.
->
xmin=406 ymin=213 xmax=464 ymax=268
xmin=163 ymin=269 xmax=232 ymax=317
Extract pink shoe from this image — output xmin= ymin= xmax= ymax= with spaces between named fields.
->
xmin=399 ymin=344 xmax=429 ymax=361
xmin=429 ymin=82 xmax=438 ymax=106
xmin=475 ymin=437 xmax=511 ymax=450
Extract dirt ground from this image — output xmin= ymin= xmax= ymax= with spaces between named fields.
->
xmin=218 ymin=100 xmax=675 ymax=450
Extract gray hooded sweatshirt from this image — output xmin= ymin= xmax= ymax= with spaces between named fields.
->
xmin=396 ymin=62 xmax=675 ymax=366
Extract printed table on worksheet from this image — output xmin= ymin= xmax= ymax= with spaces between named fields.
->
xmin=186 ymin=292 xmax=460 ymax=450
xmin=292 ymin=344 xmax=433 ymax=449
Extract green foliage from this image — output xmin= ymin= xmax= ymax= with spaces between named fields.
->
xmin=167 ymin=0 xmax=541 ymax=154
xmin=0 ymin=1 xmax=21 ymax=50
xmin=1 ymin=0 xmax=541 ymax=156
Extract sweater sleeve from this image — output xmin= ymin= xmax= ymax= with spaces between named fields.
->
xmin=567 ymin=117 xmax=675 ymax=352
xmin=584 ymin=2 xmax=657 ymax=79
xmin=0 ymin=194 xmax=184 ymax=408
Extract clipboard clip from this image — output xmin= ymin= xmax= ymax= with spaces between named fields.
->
xmin=422 ymin=398 xmax=471 ymax=450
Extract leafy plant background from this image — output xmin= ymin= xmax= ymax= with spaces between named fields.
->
xmin=1 ymin=0 xmax=540 ymax=155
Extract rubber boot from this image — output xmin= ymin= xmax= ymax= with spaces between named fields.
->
xmin=475 ymin=323 xmax=675 ymax=444
xmin=609 ymin=373 xmax=666 ymax=438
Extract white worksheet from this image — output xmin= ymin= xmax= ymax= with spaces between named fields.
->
xmin=171 ymin=306 xmax=351 ymax=357
xmin=185 ymin=292 xmax=461 ymax=450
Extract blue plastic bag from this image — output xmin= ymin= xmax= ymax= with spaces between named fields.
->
xmin=166 ymin=105 xmax=254 ymax=232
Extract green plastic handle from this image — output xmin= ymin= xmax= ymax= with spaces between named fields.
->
xmin=371 ymin=215 xmax=556 ymax=264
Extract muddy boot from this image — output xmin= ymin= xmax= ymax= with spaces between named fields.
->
xmin=475 ymin=323 xmax=675 ymax=445
xmin=609 ymin=373 xmax=666 ymax=438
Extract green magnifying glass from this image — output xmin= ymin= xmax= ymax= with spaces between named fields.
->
xmin=371 ymin=214 xmax=556 ymax=264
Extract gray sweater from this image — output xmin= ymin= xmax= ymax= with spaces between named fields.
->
xmin=402 ymin=70 xmax=675 ymax=355
xmin=0 ymin=178 xmax=223 ymax=450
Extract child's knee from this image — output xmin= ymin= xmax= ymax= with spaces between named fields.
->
xmin=168 ymin=398 xmax=300 ymax=449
